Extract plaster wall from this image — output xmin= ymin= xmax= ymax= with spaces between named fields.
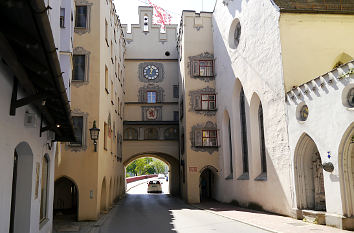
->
xmin=279 ymin=13 xmax=354 ymax=92
xmin=178 ymin=11 xmax=219 ymax=203
xmin=0 ymin=55 xmax=57 ymax=233
xmin=212 ymin=0 xmax=292 ymax=215
xmin=286 ymin=63 xmax=354 ymax=226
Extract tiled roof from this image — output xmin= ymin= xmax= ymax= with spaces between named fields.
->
xmin=273 ymin=0 xmax=354 ymax=14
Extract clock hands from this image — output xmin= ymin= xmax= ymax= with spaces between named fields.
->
xmin=150 ymin=67 xmax=153 ymax=74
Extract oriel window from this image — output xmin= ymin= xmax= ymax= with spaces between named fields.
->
xmin=73 ymin=55 xmax=85 ymax=81
xmin=75 ymin=6 xmax=87 ymax=28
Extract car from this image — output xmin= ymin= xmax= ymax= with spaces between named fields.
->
xmin=147 ymin=180 xmax=162 ymax=193
xmin=157 ymin=174 xmax=165 ymax=179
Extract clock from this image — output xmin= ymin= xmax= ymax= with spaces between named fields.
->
xmin=143 ymin=65 xmax=159 ymax=80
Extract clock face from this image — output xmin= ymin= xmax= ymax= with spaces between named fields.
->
xmin=143 ymin=65 xmax=159 ymax=80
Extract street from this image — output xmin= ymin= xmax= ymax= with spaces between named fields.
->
xmin=99 ymin=179 xmax=270 ymax=233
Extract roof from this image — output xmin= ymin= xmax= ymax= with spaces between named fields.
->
xmin=0 ymin=0 xmax=75 ymax=141
xmin=273 ymin=0 xmax=354 ymax=14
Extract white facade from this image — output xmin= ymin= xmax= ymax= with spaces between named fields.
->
xmin=286 ymin=62 xmax=354 ymax=228
xmin=212 ymin=0 xmax=292 ymax=215
xmin=0 ymin=1 xmax=74 ymax=232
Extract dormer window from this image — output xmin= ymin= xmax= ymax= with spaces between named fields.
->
xmin=144 ymin=15 xmax=149 ymax=31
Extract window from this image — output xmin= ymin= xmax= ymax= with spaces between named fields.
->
xmin=104 ymin=122 xmax=108 ymax=150
xmin=173 ymin=111 xmax=179 ymax=121
xmin=143 ymin=15 xmax=149 ymax=31
xmin=40 ymin=156 xmax=49 ymax=222
xmin=105 ymin=19 xmax=108 ymax=44
xmin=240 ymin=88 xmax=249 ymax=174
xmin=73 ymin=55 xmax=85 ymax=81
xmin=71 ymin=116 xmax=83 ymax=145
xmin=147 ymin=91 xmax=157 ymax=103
xmin=173 ymin=85 xmax=179 ymax=98
xmin=193 ymin=60 xmax=213 ymax=77
xmin=75 ymin=6 xmax=87 ymax=28
xmin=347 ymin=88 xmax=354 ymax=107
xmin=201 ymin=94 xmax=216 ymax=110
xmin=60 ymin=8 xmax=65 ymax=28
xmin=228 ymin=118 xmax=233 ymax=176
xmin=258 ymin=103 xmax=267 ymax=174
xmin=105 ymin=65 xmax=108 ymax=93
xmin=202 ymin=130 xmax=218 ymax=147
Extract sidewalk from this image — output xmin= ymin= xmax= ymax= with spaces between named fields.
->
xmin=193 ymin=201 xmax=351 ymax=233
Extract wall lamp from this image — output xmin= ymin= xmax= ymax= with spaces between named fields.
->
xmin=89 ymin=120 xmax=100 ymax=152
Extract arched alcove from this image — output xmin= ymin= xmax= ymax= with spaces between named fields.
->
xmin=200 ymin=166 xmax=218 ymax=202
xmin=294 ymin=134 xmax=326 ymax=211
xmin=339 ymin=123 xmax=354 ymax=217
xmin=100 ymin=178 xmax=107 ymax=213
xmin=10 ymin=142 xmax=34 ymax=233
xmin=53 ymin=176 xmax=79 ymax=221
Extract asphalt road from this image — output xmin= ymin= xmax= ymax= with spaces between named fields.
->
xmin=99 ymin=180 xmax=270 ymax=233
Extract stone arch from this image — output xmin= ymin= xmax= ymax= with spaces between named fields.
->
xmin=53 ymin=176 xmax=79 ymax=221
xmin=10 ymin=142 xmax=34 ymax=233
xmin=339 ymin=122 xmax=354 ymax=217
xmin=100 ymin=177 xmax=107 ymax=213
xmin=123 ymin=152 xmax=179 ymax=195
xmin=294 ymin=133 xmax=326 ymax=211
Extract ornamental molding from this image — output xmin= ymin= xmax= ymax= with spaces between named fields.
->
xmin=138 ymin=84 xmax=165 ymax=102
xmin=188 ymin=52 xmax=215 ymax=82
xmin=65 ymin=109 xmax=89 ymax=152
xmin=138 ymin=62 xmax=164 ymax=83
xmin=190 ymin=121 xmax=218 ymax=154
xmin=74 ymin=0 xmax=93 ymax=35
xmin=188 ymin=86 xmax=217 ymax=116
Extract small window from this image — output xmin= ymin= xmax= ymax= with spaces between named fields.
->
xmin=193 ymin=60 xmax=214 ymax=77
xmin=40 ymin=156 xmax=49 ymax=222
xmin=105 ymin=65 xmax=109 ymax=93
xmin=147 ymin=91 xmax=157 ymax=103
xmin=73 ymin=55 xmax=85 ymax=81
xmin=143 ymin=15 xmax=149 ymax=31
xmin=75 ymin=6 xmax=87 ymax=28
xmin=105 ymin=19 xmax=108 ymax=43
xmin=202 ymin=130 xmax=218 ymax=147
xmin=104 ymin=122 xmax=108 ymax=150
xmin=60 ymin=8 xmax=65 ymax=28
xmin=71 ymin=116 xmax=83 ymax=145
xmin=173 ymin=111 xmax=179 ymax=121
xmin=173 ymin=85 xmax=179 ymax=98
xmin=201 ymin=94 xmax=216 ymax=110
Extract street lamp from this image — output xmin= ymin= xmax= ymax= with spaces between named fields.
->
xmin=89 ymin=120 xmax=100 ymax=152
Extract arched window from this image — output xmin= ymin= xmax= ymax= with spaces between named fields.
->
xmin=123 ymin=128 xmax=138 ymax=140
xmin=228 ymin=118 xmax=233 ymax=176
xmin=240 ymin=88 xmax=249 ymax=174
xmin=258 ymin=103 xmax=267 ymax=174
xmin=40 ymin=155 xmax=49 ymax=222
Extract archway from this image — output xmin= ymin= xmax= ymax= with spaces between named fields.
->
xmin=294 ymin=134 xmax=326 ymax=211
xmin=53 ymin=176 xmax=79 ymax=221
xmin=100 ymin=178 xmax=107 ymax=213
xmin=10 ymin=142 xmax=34 ymax=233
xmin=199 ymin=166 xmax=217 ymax=202
xmin=339 ymin=123 xmax=354 ymax=217
xmin=123 ymin=152 xmax=179 ymax=196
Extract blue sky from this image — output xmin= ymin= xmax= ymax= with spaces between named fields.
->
xmin=114 ymin=0 xmax=216 ymax=26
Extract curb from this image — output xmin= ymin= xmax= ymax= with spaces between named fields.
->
xmin=190 ymin=204 xmax=280 ymax=233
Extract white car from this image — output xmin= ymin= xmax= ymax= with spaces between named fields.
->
xmin=147 ymin=180 xmax=162 ymax=193
xmin=157 ymin=174 xmax=165 ymax=182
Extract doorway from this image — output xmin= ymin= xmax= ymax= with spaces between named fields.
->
xmin=53 ymin=177 xmax=79 ymax=221
xmin=200 ymin=168 xmax=214 ymax=202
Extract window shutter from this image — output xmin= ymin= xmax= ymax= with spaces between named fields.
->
xmin=194 ymin=95 xmax=201 ymax=110
xmin=192 ymin=61 xmax=199 ymax=76
xmin=194 ymin=129 xmax=202 ymax=147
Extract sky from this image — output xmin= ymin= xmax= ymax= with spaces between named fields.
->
xmin=114 ymin=0 xmax=216 ymax=27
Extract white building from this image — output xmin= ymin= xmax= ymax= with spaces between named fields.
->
xmin=0 ymin=0 xmax=75 ymax=232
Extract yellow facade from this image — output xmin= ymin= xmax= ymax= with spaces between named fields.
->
xmin=279 ymin=13 xmax=354 ymax=92
xmin=55 ymin=0 xmax=126 ymax=221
